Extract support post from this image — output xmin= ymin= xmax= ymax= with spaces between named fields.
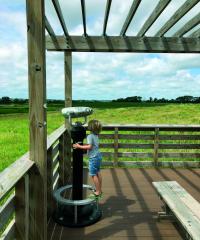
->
xmin=26 ymin=0 xmax=47 ymax=239
xmin=64 ymin=51 xmax=72 ymax=109
xmin=47 ymin=147 xmax=54 ymax=219
xmin=64 ymin=52 xmax=72 ymax=184
xmin=59 ymin=135 xmax=65 ymax=186
xmin=114 ymin=127 xmax=119 ymax=166
xmin=15 ymin=174 xmax=29 ymax=240
xmin=154 ymin=128 xmax=159 ymax=166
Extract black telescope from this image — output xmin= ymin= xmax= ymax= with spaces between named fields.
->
xmin=53 ymin=107 xmax=102 ymax=227
xmin=63 ymin=107 xmax=92 ymax=200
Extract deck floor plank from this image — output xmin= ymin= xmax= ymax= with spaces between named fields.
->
xmin=48 ymin=168 xmax=200 ymax=240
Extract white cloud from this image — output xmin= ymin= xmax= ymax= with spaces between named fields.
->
xmin=1 ymin=1 xmax=200 ymax=100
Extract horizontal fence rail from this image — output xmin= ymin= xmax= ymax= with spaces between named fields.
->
xmin=85 ymin=124 xmax=200 ymax=168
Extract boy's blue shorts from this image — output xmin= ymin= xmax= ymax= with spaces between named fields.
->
xmin=89 ymin=153 xmax=102 ymax=176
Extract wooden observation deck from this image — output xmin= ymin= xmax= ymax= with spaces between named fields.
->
xmin=48 ymin=168 xmax=200 ymax=240
xmin=1 ymin=0 xmax=200 ymax=239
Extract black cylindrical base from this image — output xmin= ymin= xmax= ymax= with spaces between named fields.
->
xmin=53 ymin=185 xmax=102 ymax=228
xmin=53 ymin=204 xmax=102 ymax=228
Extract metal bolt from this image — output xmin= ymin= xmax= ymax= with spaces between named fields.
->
xmin=37 ymin=122 xmax=46 ymax=128
xmin=35 ymin=65 xmax=41 ymax=71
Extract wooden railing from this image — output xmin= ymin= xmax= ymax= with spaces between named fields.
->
xmin=1 ymin=124 xmax=200 ymax=239
xmin=46 ymin=125 xmax=71 ymax=218
xmin=0 ymin=153 xmax=34 ymax=239
xmin=97 ymin=124 xmax=200 ymax=167
xmin=0 ymin=125 xmax=71 ymax=240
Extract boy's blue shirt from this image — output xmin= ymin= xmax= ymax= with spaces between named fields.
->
xmin=87 ymin=133 xmax=100 ymax=158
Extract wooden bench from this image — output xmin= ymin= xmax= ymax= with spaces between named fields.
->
xmin=152 ymin=181 xmax=200 ymax=240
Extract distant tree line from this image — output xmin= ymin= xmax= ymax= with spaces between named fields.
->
xmin=112 ymin=95 xmax=200 ymax=103
xmin=1 ymin=95 xmax=200 ymax=104
xmin=0 ymin=96 xmax=28 ymax=104
xmin=0 ymin=97 xmax=64 ymax=104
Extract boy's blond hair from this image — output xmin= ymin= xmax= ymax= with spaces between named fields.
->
xmin=88 ymin=119 xmax=102 ymax=134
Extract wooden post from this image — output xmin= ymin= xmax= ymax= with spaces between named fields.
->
xmin=26 ymin=0 xmax=47 ymax=239
xmin=64 ymin=52 xmax=72 ymax=184
xmin=47 ymin=147 xmax=54 ymax=219
xmin=59 ymin=135 xmax=65 ymax=186
xmin=15 ymin=174 xmax=29 ymax=240
xmin=154 ymin=128 xmax=159 ymax=166
xmin=64 ymin=51 xmax=72 ymax=109
xmin=114 ymin=127 xmax=119 ymax=166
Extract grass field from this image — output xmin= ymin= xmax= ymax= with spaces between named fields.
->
xmin=0 ymin=102 xmax=200 ymax=172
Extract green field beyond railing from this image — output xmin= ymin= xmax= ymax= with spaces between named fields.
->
xmin=95 ymin=125 xmax=200 ymax=167
xmin=1 ymin=123 xmax=200 ymax=239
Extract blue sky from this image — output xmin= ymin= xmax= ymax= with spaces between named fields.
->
xmin=0 ymin=0 xmax=200 ymax=100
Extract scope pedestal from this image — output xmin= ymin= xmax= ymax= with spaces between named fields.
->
xmin=53 ymin=117 xmax=102 ymax=227
xmin=71 ymin=123 xmax=86 ymax=200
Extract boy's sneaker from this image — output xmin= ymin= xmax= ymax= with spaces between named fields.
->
xmin=88 ymin=192 xmax=103 ymax=200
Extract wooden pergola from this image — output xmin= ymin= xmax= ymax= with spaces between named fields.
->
xmin=14 ymin=0 xmax=200 ymax=239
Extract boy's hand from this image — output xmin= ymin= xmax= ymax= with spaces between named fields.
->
xmin=73 ymin=143 xmax=81 ymax=149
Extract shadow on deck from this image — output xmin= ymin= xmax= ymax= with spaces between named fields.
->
xmin=48 ymin=168 xmax=200 ymax=240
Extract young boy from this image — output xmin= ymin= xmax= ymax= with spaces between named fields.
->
xmin=73 ymin=119 xmax=103 ymax=199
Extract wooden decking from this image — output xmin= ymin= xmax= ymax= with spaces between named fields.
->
xmin=48 ymin=168 xmax=200 ymax=240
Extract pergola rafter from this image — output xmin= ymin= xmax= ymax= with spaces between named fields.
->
xmin=45 ymin=16 xmax=56 ymax=37
xmin=45 ymin=16 xmax=61 ymax=47
xmin=189 ymin=27 xmax=200 ymax=37
xmin=155 ymin=0 xmax=199 ymax=37
xmin=44 ymin=0 xmax=200 ymax=53
xmin=137 ymin=0 xmax=171 ymax=37
xmin=173 ymin=12 xmax=200 ymax=37
xmin=120 ymin=0 xmax=142 ymax=36
xmin=102 ymin=0 xmax=112 ymax=36
xmin=80 ymin=0 xmax=87 ymax=36
xmin=52 ymin=0 xmax=69 ymax=37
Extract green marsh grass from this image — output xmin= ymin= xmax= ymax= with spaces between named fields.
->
xmin=1 ymin=103 xmax=200 ymax=171
xmin=1 ymin=102 xmax=200 ymax=235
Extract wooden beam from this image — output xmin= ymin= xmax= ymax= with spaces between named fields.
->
xmin=155 ymin=0 xmax=199 ymax=37
xmin=80 ymin=0 xmax=87 ymax=36
xmin=173 ymin=12 xmax=200 ymax=37
xmin=137 ymin=0 xmax=171 ymax=37
xmin=46 ymin=35 xmax=200 ymax=53
xmin=26 ymin=0 xmax=47 ymax=239
xmin=52 ymin=0 xmax=69 ymax=37
xmin=103 ymin=0 xmax=112 ymax=36
xmin=120 ymin=0 xmax=141 ymax=36
xmin=189 ymin=28 xmax=200 ymax=38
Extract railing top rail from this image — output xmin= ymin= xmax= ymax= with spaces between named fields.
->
xmin=0 ymin=152 xmax=34 ymax=201
xmin=0 ymin=125 xmax=67 ymax=201
xmin=98 ymin=124 xmax=200 ymax=131
xmin=47 ymin=124 xmax=67 ymax=149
